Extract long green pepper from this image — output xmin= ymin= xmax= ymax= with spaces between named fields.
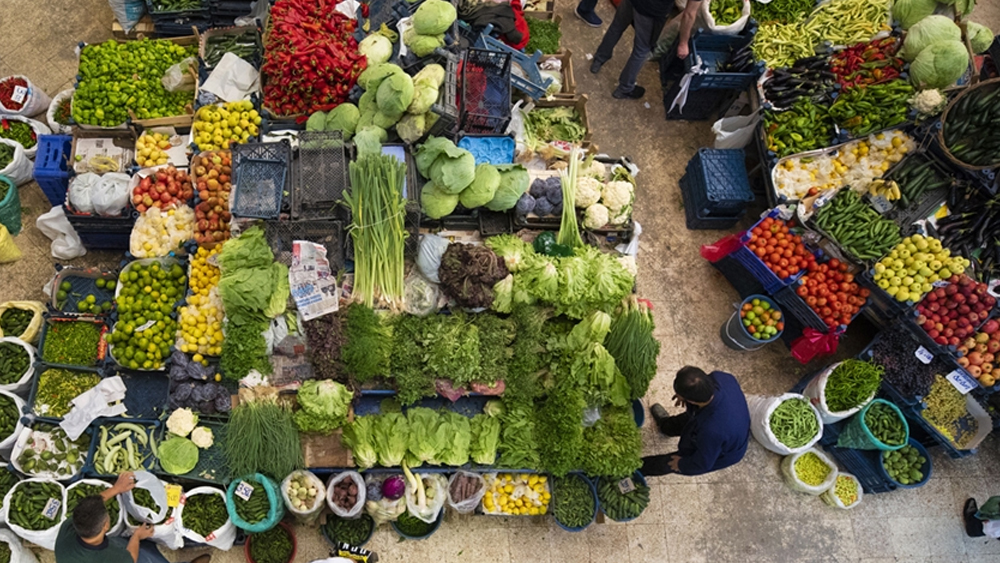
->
xmin=552 ymin=474 xmax=595 ymax=528
xmin=769 ymin=398 xmax=819 ymax=449
xmin=182 ymin=493 xmax=228 ymax=537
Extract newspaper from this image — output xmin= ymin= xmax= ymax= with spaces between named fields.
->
xmin=289 ymin=240 xmax=339 ymax=321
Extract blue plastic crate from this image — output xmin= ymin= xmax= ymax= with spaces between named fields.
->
xmin=684 ymin=148 xmax=754 ymax=216
xmin=816 ymin=421 xmax=896 ymax=493
xmin=688 ymin=31 xmax=761 ymax=91
xmin=153 ymin=419 xmax=230 ymax=485
xmin=49 ymin=267 xmax=118 ymax=315
xmin=67 ymin=213 xmax=134 ymax=251
xmin=457 ymin=134 xmax=515 ymax=165
xmin=33 ymin=135 xmax=73 ymax=207
xmin=461 ymin=49 xmax=512 ymax=134
xmin=232 ymin=140 xmax=291 ymax=219
xmin=731 ymin=210 xmax=805 ymax=294
xmin=680 ymin=173 xmax=743 ymax=229
xmin=354 ymin=389 xmax=491 ymax=418
xmin=774 ymin=284 xmax=829 ymax=334
xmin=116 ymin=370 xmax=170 ymax=420
xmin=75 ymin=230 xmax=132 ymax=251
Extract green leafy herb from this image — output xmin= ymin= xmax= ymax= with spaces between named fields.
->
xmin=578 ymin=405 xmax=642 ymax=478
xmin=605 ymin=298 xmax=660 ymax=401
xmin=524 ymin=17 xmax=561 ymax=55
xmin=342 ymin=304 xmax=392 ymax=383
xmin=222 ymin=397 xmax=302 ymax=480
xmin=220 ymin=319 xmax=272 ymax=381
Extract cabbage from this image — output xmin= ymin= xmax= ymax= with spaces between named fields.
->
xmin=358 ymin=89 xmax=377 ymax=114
xmin=408 ymin=81 xmax=439 ymax=115
xmin=911 ymin=40 xmax=970 ymax=89
xmin=459 ymin=164 xmax=501 ymax=208
xmin=901 ymin=15 xmax=961 ymax=61
xmin=396 ymin=113 xmax=427 ymax=143
xmin=306 ymin=111 xmax=326 ymax=132
xmin=410 ymin=34 xmax=446 ymax=57
xmin=415 ymin=136 xmax=464 ymax=177
xmin=376 ymin=72 xmax=414 ymax=118
xmin=355 ymin=126 xmax=385 ymax=157
xmin=413 ymin=0 xmax=457 ymax=36
xmin=359 ymin=34 xmax=394 ymax=66
xmin=373 ymin=110 xmax=400 ymax=129
xmin=430 ymin=151 xmax=476 ymax=194
xmin=326 ymin=103 xmax=360 ymax=140
xmin=420 ymin=179 xmax=459 ymax=218
xmin=485 ymin=164 xmax=529 ymax=211
xmin=357 ymin=63 xmax=403 ymax=91
xmin=968 ymin=22 xmax=995 ymax=54
xmin=158 ymin=437 xmax=199 ymax=474
xmin=413 ymin=64 xmax=446 ymax=88
xmin=382 ymin=475 xmax=405 ymax=500
xmin=892 ymin=0 xmax=937 ymax=30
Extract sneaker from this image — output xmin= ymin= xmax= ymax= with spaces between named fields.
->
xmin=575 ymin=7 xmax=602 ymax=27
xmin=650 ymin=403 xmax=670 ymax=424
xmin=590 ymin=59 xmax=604 ymax=74
xmin=964 ymin=498 xmax=985 ymax=537
xmin=612 ymin=85 xmax=646 ymax=99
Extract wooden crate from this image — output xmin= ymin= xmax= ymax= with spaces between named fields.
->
xmin=540 ymin=49 xmax=576 ymax=98
xmin=530 ymin=94 xmax=591 ymax=147
xmin=112 ymin=15 xmax=156 ymax=39
xmin=524 ymin=0 xmax=555 ymax=19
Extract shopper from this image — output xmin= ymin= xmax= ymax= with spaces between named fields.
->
xmin=574 ymin=0 xmax=604 ymax=27
xmin=589 ymin=0 xmax=701 ymax=99
xmin=54 ymin=471 xmax=210 ymax=563
xmin=963 ymin=497 xmax=1000 ymax=539
xmin=641 ymin=366 xmax=750 ymax=476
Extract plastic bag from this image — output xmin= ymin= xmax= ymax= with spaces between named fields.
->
xmin=803 ymin=361 xmax=875 ymax=424
xmin=417 ymin=234 xmax=451 ymax=284
xmin=326 ymin=471 xmax=366 ymax=519
xmin=68 ymin=172 xmax=101 ymax=215
xmin=0 ymin=116 xmax=51 ymax=159
xmin=122 ymin=471 xmax=170 ymax=524
xmin=0 ymin=301 xmax=44 ymax=343
xmin=0 ymin=528 xmax=38 ymax=563
xmin=1 ymin=478 xmax=66 ymax=550
xmin=0 ymin=225 xmax=21 ymax=264
xmin=280 ymin=470 xmax=326 ymax=524
xmin=404 ymin=271 xmax=440 ymax=316
xmin=68 ymin=479 xmax=126 ymax=536
xmin=91 ymin=172 xmax=131 ymax=217
xmin=791 ymin=327 xmax=840 ymax=364
xmin=748 ymin=393 xmax=823 ymax=455
xmin=780 ymin=448 xmax=838 ymax=495
xmin=35 ymin=207 xmax=85 ymax=260
xmin=820 ymin=473 xmax=863 ymax=509
xmin=404 ymin=473 xmax=447 ymax=524
xmin=836 ymin=399 xmax=908 ymax=451
xmin=176 ymin=487 xmax=237 ymax=550
xmin=700 ymin=0 xmax=751 ymax=35
xmin=226 ymin=473 xmax=285 ymax=533
xmin=0 ymin=337 xmax=36 ymax=395
xmin=712 ymin=113 xmax=760 ymax=149
xmin=445 ymin=471 xmax=486 ymax=514
xmin=699 ymin=233 xmax=741 ymax=262
xmin=0 ymin=139 xmax=32 ymax=186
xmin=363 ymin=474 xmax=406 ymax=526
xmin=162 ymin=57 xmax=197 ymax=93
xmin=46 ymin=89 xmax=73 ymax=135
xmin=0 ymin=76 xmax=51 ymax=118
xmin=0 ymin=390 xmax=25 ymax=460
xmin=107 ymin=0 xmax=146 ymax=33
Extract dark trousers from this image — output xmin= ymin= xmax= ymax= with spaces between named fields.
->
xmin=594 ymin=0 xmax=667 ymax=93
xmin=641 ymin=410 xmax=692 ymax=476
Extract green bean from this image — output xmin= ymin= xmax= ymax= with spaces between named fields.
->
xmin=769 ymin=398 xmax=819 ymax=449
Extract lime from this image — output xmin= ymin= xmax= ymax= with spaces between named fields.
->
xmin=56 ymin=290 xmax=67 ymax=301
xmin=96 ymin=279 xmax=107 ymax=289
xmin=77 ymin=300 xmax=89 ymax=311
xmin=106 ymin=280 xmax=116 ymax=290
xmin=86 ymin=294 xmax=96 ymax=304
xmin=60 ymin=281 xmax=72 ymax=291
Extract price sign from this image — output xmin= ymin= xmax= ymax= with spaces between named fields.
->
xmin=10 ymin=86 xmax=27 ymax=105
xmin=870 ymin=195 xmax=892 ymax=214
xmin=914 ymin=346 xmax=934 ymax=364
xmin=134 ymin=319 xmax=157 ymax=333
xmin=234 ymin=481 xmax=254 ymax=501
xmin=946 ymin=369 xmax=977 ymax=395
xmin=42 ymin=498 xmax=61 ymax=520
xmin=617 ymin=477 xmax=635 ymax=495
xmin=166 ymin=484 xmax=182 ymax=508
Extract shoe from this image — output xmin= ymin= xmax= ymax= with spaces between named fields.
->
xmin=575 ymin=7 xmax=602 ymax=27
xmin=964 ymin=498 xmax=985 ymax=537
xmin=191 ymin=555 xmax=212 ymax=563
xmin=612 ymin=85 xmax=646 ymax=99
xmin=650 ymin=403 xmax=670 ymax=424
xmin=590 ymin=59 xmax=604 ymax=74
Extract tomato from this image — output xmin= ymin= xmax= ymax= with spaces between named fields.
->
xmin=840 ymin=282 xmax=851 ymax=292
xmin=815 ymin=273 xmax=826 ymax=283
xmin=797 ymin=285 xmax=809 ymax=297
xmin=818 ymin=287 xmax=830 ymax=297
xmin=806 ymin=278 xmax=818 ymax=288
xmin=783 ymin=248 xmax=793 ymax=258
xmin=777 ymin=269 xmax=788 ymax=279
xmin=859 ymin=288 xmax=871 ymax=298
xmin=788 ymin=265 xmax=800 ymax=275
xmin=843 ymin=273 xmax=854 ymax=283
xmin=806 ymin=296 xmax=818 ymax=307
xmin=829 ymin=258 xmax=841 ymax=269
xmin=779 ymin=258 xmax=789 ymax=268
xmin=769 ymin=253 xmax=782 ymax=263
xmin=755 ymin=247 xmax=766 ymax=257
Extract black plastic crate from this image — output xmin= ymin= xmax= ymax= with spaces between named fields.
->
xmin=232 ymin=140 xmax=292 ymax=219
xmin=49 ymin=266 xmax=119 ymax=316
xmin=816 ymin=420 xmax=895 ymax=494
xmin=663 ymin=78 xmax=736 ymax=121
xmin=461 ymin=49 xmax=512 ymax=135
xmin=294 ymin=131 xmax=349 ymax=221
xmin=153 ymin=419 xmax=230 ymax=485
xmin=680 ymin=173 xmax=744 ymax=229
xmin=65 ymin=212 xmax=135 ymax=251
xmin=37 ymin=315 xmax=109 ymax=369
xmin=478 ymin=209 xmax=512 ymax=237
xmin=710 ymin=253 xmax=767 ymax=298
xmin=684 ymin=148 xmax=755 ymax=216
xmin=264 ymin=220 xmax=345 ymax=273
xmin=423 ymin=50 xmax=461 ymax=141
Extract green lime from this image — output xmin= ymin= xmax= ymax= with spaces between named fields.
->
xmin=96 ymin=279 xmax=107 ymax=289
xmin=86 ymin=294 xmax=96 ymax=304
xmin=60 ymin=281 xmax=72 ymax=291
xmin=56 ymin=290 xmax=67 ymax=301
xmin=77 ymin=301 xmax=89 ymax=311
xmin=106 ymin=280 xmax=116 ymax=290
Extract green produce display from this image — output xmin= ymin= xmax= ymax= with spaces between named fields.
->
xmin=74 ymin=39 xmax=197 ymax=126
xmin=884 ymin=152 xmax=952 ymax=209
xmin=524 ymin=17 xmax=561 ymax=55
xmin=293 ymin=380 xmax=353 ymax=434
xmin=921 ymin=374 xmax=978 ymax=448
xmin=803 ymin=0 xmax=891 ymax=47
xmin=605 ymin=298 xmax=659 ymax=401
xmin=0 ymin=143 xmax=12 ymax=171
xmin=829 ymin=80 xmax=914 ymax=137
xmin=0 ymin=539 xmax=9 ymax=562
xmin=752 ymin=22 xmax=815 ymax=69
xmin=234 ymin=484 xmax=270 ymax=525
xmin=814 ymin=189 xmax=902 ymax=261
xmin=709 ymin=0 xmax=743 ymax=25
xmin=882 ymin=444 xmax=926 ymax=485
xmin=220 ymin=319 xmax=272 ymax=381
xmin=204 ymin=29 xmax=260 ymax=69
xmin=127 ymin=487 xmax=166 ymax=525
xmin=16 ymin=425 xmax=89 ymax=477
xmin=0 ymin=466 xmax=20 ymax=501
xmin=793 ymin=451 xmax=832 ymax=486
xmin=341 ymin=304 xmax=392 ymax=384
xmin=41 ymin=320 xmax=102 ymax=366
xmin=751 ymin=0 xmax=814 ymax=24
xmin=596 ymin=476 xmax=649 ymax=521
xmin=109 ymin=260 xmax=187 ymax=370
xmin=0 ymin=341 xmax=29 ymax=384
xmin=93 ymin=423 xmax=157 ymax=474
xmin=182 ymin=492 xmax=228 ymax=537
xmin=769 ymin=398 xmax=819 ymax=449
xmin=394 ymin=511 xmax=435 ymax=537
xmin=149 ymin=0 xmax=203 ymax=11
xmin=222 ymin=398 xmax=302 ymax=480
xmin=0 ymin=120 xmax=36 ymax=149
xmin=248 ymin=524 xmax=294 ymax=563
xmin=323 ymin=513 xmax=374 ymax=546
xmin=552 ymin=474 xmax=595 ymax=529
xmin=67 ymin=483 xmax=120 ymax=523
xmin=943 ymin=83 xmax=1000 ymax=168
xmin=7 ymin=480 xmax=62 ymax=531
xmin=35 ymin=369 xmax=101 ymax=418
xmin=0 ymin=308 xmax=33 ymax=337
xmin=824 ymin=359 xmax=883 ymax=412
xmin=864 ymin=401 xmax=906 ymax=446
xmin=0 ymin=394 xmax=18 ymax=439
xmin=764 ymin=98 xmax=835 ymax=158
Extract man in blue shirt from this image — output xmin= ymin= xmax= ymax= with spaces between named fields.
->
xmin=642 ymin=366 xmax=751 ymax=476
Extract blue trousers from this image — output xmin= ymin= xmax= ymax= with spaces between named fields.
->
xmin=593 ymin=0 xmax=667 ymax=93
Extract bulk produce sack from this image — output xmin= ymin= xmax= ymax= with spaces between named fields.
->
xmin=836 ymin=398 xmax=909 ymax=451
xmin=0 ymin=174 xmax=20 ymax=235
xmin=121 ymin=471 xmax=182 ymax=549
xmin=0 ymin=76 xmax=51 ymax=118
xmin=67 ymin=479 xmax=126 ymax=536
xmin=0 ymin=225 xmax=20 ymax=263
xmin=1 ymin=478 xmax=66 ymax=550
xmin=0 ymin=337 xmax=36 ymax=395
xmin=0 ymin=139 xmax=33 ymax=186
xmin=748 ymin=393 xmax=823 ymax=455
xmin=326 ymin=471 xmax=366 ymax=519
xmin=226 ymin=473 xmax=284 ymax=533
xmin=780 ymin=448 xmax=838 ymax=495
xmin=701 ymin=0 xmax=752 ymax=35
xmin=820 ymin=473 xmax=863 ymax=509
xmin=0 ymin=528 xmax=38 ymax=563
xmin=712 ymin=113 xmax=759 ymax=149
xmin=363 ymin=474 xmax=406 ymax=526
xmin=446 ymin=471 xmax=487 ymax=514
xmin=281 ymin=470 xmax=325 ymax=524
xmin=0 ymin=390 xmax=26 ymax=460
xmin=176 ymin=486 xmax=237 ymax=550
xmin=46 ymin=90 xmax=73 ymax=135
xmin=404 ymin=472 xmax=447 ymax=524
xmin=803 ymin=361 xmax=877 ymax=424
xmin=0 ymin=116 xmax=51 ymax=159
xmin=0 ymin=301 xmax=44 ymax=343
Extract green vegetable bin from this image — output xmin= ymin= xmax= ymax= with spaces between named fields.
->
xmin=878 ymin=438 xmax=931 ymax=489
xmin=391 ymin=510 xmax=444 ymax=540
xmin=245 ymin=521 xmax=296 ymax=563
xmin=836 ymin=399 xmax=909 ymax=451
xmin=0 ymin=175 xmax=20 ymax=236
xmin=553 ymin=473 xmax=598 ymax=532
xmin=596 ymin=471 xmax=647 ymax=523
xmin=320 ymin=513 xmax=375 ymax=549
xmin=227 ymin=473 xmax=285 ymax=533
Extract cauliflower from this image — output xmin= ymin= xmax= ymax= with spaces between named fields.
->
xmin=618 ymin=255 xmax=637 ymax=277
xmin=166 ymin=408 xmax=198 ymax=438
xmin=575 ymin=177 xmax=602 ymax=208
xmin=190 ymin=426 xmax=214 ymax=449
xmin=610 ymin=206 xmax=630 ymax=225
xmin=601 ymin=180 xmax=634 ymax=213
xmin=909 ymin=89 xmax=946 ymax=116
xmin=583 ymin=203 xmax=610 ymax=229
xmin=582 ymin=158 xmax=607 ymax=180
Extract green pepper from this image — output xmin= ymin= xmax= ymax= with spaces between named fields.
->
xmin=533 ymin=231 xmax=574 ymax=257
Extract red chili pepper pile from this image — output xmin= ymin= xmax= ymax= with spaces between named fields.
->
xmin=0 ymin=77 xmax=29 ymax=111
xmin=262 ymin=0 xmax=367 ymax=117
xmin=830 ymin=38 xmax=903 ymax=90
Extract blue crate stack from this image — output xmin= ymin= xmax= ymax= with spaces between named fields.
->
xmin=680 ymin=148 xmax=753 ymax=229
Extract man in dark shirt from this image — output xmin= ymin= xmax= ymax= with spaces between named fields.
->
xmin=54 ymin=472 xmax=210 ymax=563
xmin=641 ymin=366 xmax=751 ymax=476
xmin=588 ymin=0 xmax=701 ymax=99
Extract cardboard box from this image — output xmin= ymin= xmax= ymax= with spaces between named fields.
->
xmin=70 ymin=129 xmax=136 ymax=175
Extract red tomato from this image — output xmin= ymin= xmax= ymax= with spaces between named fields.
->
xmin=798 ymin=285 xmax=809 ymax=297
xmin=829 ymin=258 xmax=841 ymax=269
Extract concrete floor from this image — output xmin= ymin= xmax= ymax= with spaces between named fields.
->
xmin=2 ymin=1 xmax=1000 ymax=562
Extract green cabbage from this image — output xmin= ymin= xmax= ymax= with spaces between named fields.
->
xmin=359 ymin=34 xmax=394 ymax=66
xmin=459 ymin=164 xmax=501 ymax=208
xmin=396 ymin=113 xmax=427 ymax=143
xmin=325 ymin=103 xmax=360 ymax=140
xmin=355 ymin=126 xmax=385 ymax=157
xmin=413 ymin=0 xmax=457 ymax=36
xmin=410 ymin=34 xmax=445 ymax=57
xmin=376 ymin=72 xmax=414 ymax=118
xmin=484 ymin=164 xmax=529 ymax=211
xmin=413 ymin=64 xmax=446 ymax=88
xmin=968 ymin=22 xmax=995 ymax=54
xmin=293 ymin=380 xmax=353 ymax=434
xmin=420 ymin=179 xmax=459 ymax=218
xmin=158 ymin=437 xmax=199 ymax=475
xmin=358 ymin=89 xmax=377 ymax=114
xmin=430 ymin=150 xmax=476 ymax=194
xmin=408 ymin=81 xmax=439 ymax=115
xmin=357 ymin=63 xmax=403 ymax=91
xmin=306 ymin=111 xmax=326 ymax=132
xmin=373 ymin=110 xmax=400 ymax=129
xmin=415 ymin=136 xmax=464 ymax=177
xmin=911 ymin=40 xmax=970 ymax=89
xmin=892 ymin=0 xmax=937 ymax=30
xmin=901 ymin=15 xmax=961 ymax=61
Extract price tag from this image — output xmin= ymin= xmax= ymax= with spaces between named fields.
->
xmin=617 ymin=477 xmax=635 ymax=495
xmin=134 ymin=319 xmax=157 ymax=333
xmin=869 ymin=194 xmax=892 ymax=214
xmin=10 ymin=86 xmax=27 ymax=105
xmin=914 ymin=346 xmax=934 ymax=364
xmin=42 ymin=498 xmax=61 ymax=520
xmin=946 ymin=369 xmax=977 ymax=395
xmin=234 ymin=481 xmax=254 ymax=501
xmin=166 ymin=484 xmax=182 ymax=508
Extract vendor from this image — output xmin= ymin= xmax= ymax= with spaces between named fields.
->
xmin=54 ymin=471 xmax=210 ymax=563
xmin=642 ymin=366 xmax=750 ymax=476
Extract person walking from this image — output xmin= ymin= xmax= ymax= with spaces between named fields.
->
xmin=589 ymin=0 xmax=701 ymax=99
xmin=641 ymin=366 xmax=750 ymax=476
xmin=54 ymin=471 xmax=210 ymax=563
xmin=963 ymin=497 xmax=1000 ymax=540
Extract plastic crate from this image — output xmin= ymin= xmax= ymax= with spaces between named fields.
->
xmin=710 ymin=253 xmax=767 ymax=298
xmin=153 ymin=419 xmax=230 ymax=485
xmin=684 ymin=148 xmax=754 ymax=216
xmin=33 ymin=135 xmax=73 ymax=207
xmin=774 ymin=284 xmax=829 ymax=334
xmin=730 ymin=211 xmax=805 ymax=294
xmin=85 ymin=419 xmax=160 ymax=477
xmin=662 ymin=78 xmax=736 ymax=121
xmin=680 ymin=173 xmax=744 ymax=229
xmin=816 ymin=421 xmax=895 ymax=494
xmin=457 ymin=133 xmax=515 ymax=165
xmin=354 ymin=390 xmax=491 ymax=417
xmin=116 ymin=370 xmax=170 ymax=420
xmin=424 ymin=50 xmax=461 ymax=141
xmin=264 ymin=220 xmax=345 ymax=273
xmin=461 ymin=49 xmax=512 ymax=135
xmin=473 ymin=26 xmax=553 ymax=99
xmin=37 ymin=315 xmax=109 ymax=369
xmin=49 ymin=266 xmax=118 ymax=315
xmin=294 ymin=132 xmax=348 ymax=221
xmin=27 ymin=364 xmax=105 ymax=422
xmin=901 ymin=395 xmax=990 ymax=459
xmin=66 ymin=213 xmax=134 ymax=251
xmin=146 ymin=0 xmax=208 ymax=17
xmin=232 ymin=140 xmax=291 ymax=219
xmin=688 ymin=30 xmax=761 ymax=91
xmin=857 ymin=269 xmax=914 ymax=321
xmin=478 ymin=209 xmax=512 ymax=237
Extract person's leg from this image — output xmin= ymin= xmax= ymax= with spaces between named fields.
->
xmin=651 ymin=404 xmax=692 ymax=436
xmin=965 ymin=498 xmax=986 ymax=537
xmin=136 ymin=541 xmax=171 ymax=563
xmin=575 ymin=0 xmax=602 ymax=27
xmin=592 ymin=0 xmax=634 ymax=72
xmin=641 ymin=452 xmax=679 ymax=476
xmin=612 ymin=12 xmax=666 ymax=98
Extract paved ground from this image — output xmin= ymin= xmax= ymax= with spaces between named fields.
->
xmin=2 ymin=1 xmax=1000 ymax=562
